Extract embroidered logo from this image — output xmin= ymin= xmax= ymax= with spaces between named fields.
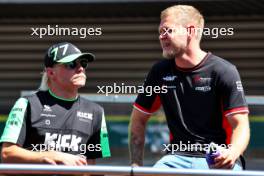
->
xmin=163 ymin=75 xmax=177 ymax=81
xmin=43 ymin=105 xmax=52 ymax=112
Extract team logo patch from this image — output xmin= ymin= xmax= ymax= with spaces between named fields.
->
xmin=77 ymin=111 xmax=93 ymax=120
xmin=193 ymin=74 xmax=212 ymax=92
xmin=193 ymin=75 xmax=212 ymax=84
xmin=236 ymin=81 xmax=244 ymax=91
xmin=43 ymin=105 xmax=52 ymax=112
xmin=163 ymin=75 xmax=177 ymax=81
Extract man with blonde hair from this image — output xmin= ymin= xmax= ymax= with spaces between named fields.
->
xmin=1 ymin=42 xmax=111 ymax=166
xmin=129 ymin=5 xmax=249 ymax=170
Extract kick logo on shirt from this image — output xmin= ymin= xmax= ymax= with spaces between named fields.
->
xmin=30 ymin=132 xmax=102 ymax=154
xmin=77 ymin=111 xmax=93 ymax=121
xmin=44 ymin=132 xmax=82 ymax=151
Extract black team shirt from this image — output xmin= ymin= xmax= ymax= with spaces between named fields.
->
xmin=134 ymin=52 xmax=248 ymax=155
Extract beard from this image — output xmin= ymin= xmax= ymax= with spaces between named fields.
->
xmin=161 ymin=39 xmax=187 ymax=59
xmin=162 ymin=45 xmax=185 ymax=59
xmin=163 ymin=49 xmax=176 ymax=59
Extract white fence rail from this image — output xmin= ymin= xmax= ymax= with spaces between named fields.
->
xmin=0 ymin=165 xmax=263 ymax=176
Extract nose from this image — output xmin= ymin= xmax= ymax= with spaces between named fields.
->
xmin=76 ymin=62 xmax=85 ymax=72
xmin=159 ymin=33 xmax=168 ymax=40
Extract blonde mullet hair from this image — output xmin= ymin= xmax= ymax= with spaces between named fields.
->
xmin=161 ymin=5 xmax=204 ymax=41
xmin=38 ymin=71 xmax=49 ymax=91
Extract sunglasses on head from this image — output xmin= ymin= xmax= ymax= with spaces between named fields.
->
xmin=63 ymin=59 xmax=89 ymax=70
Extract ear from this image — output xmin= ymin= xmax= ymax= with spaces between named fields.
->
xmin=46 ymin=67 xmax=55 ymax=78
xmin=186 ymin=25 xmax=196 ymax=38
xmin=186 ymin=25 xmax=197 ymax=45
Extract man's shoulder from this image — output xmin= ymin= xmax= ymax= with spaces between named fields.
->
xmin=208 ymin=53 xmax=237 ymax=73
xmin=79 ymin=96 xmax=103 ymax=112
xmin=209 ymin=54 xmax=235 ymax=68
xmin=22 ymin=90 xmax=45 ymax=100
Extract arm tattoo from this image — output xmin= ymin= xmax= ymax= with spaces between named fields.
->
xmin=128 ymin=120 xmax=146 ymax=166
xmin=129 ymin=131 xmax=145 ymax=166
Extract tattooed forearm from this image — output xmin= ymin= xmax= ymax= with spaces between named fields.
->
xmin=128 ymin=109 xmax=149 ymax=166
xmin=129 ymin=129 xmax=145 ymax=166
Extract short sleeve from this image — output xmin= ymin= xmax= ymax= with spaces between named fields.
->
xmin=0 ymin=98 xmax=29 ymax=146
xmin=85 ymin=108 xmax=111 ymax=159
xmin=218 ymin=66 xmax=249 ymax=117
xmin=134 ymin=64 xmax=161 ymax=114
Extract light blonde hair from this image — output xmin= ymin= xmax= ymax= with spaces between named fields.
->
xmin=161 ymin=5 xmax=204 ymax=41
xmin=38 ymin=71 xmax=49 ymax=91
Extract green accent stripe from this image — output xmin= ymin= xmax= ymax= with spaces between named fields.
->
xmin=100 ymin=111 xmax=111 ymax=157
xmin=48 ymin=89 xmax=77 ymax=102
xmin=0 ymin=98 xmax=28 ymax=143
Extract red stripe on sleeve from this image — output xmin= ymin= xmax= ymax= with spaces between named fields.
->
xmin=224 ymin=107 xmax=249 ymax=117
xmin=222 ymin=105 xmax=249 ymax=144
xmin=134 ymin=95 xmax=161 ymax=114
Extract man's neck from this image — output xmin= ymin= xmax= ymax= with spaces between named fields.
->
xmin=48 ymin=85 xmax=78 ymax=100
xmin=175 ymin=49 xmax=207 ymax=69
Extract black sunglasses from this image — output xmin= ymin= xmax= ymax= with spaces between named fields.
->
xmin=63 ymin=59 xmax=89 ymax=70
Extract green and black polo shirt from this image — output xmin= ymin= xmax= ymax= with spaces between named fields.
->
xmin=0 ymin=90 xmax=111 ymax=159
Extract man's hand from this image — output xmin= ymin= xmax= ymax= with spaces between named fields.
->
xmin=212 ymin=112 xmax=249 ymax=169
xmin=212 ymin=148 xmax=239 ymax=169
xmin=42 ymin=151 xmax=87 ymax=166
xmin=1 ymin=143 xmax=88 ymax=166
xmin=131 ymin=163 xmax=140 ymax=167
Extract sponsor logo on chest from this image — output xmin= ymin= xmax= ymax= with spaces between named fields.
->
xmin=41 ymin=105 xmax=56 ymax=118
xmin=193 ymin=75 xmax=212 ymax=92
xmin=162 ymin=75 xmax=177 ymax=89
xmin=43 ymin=105 xmax=52 ymax=112
xmin=162 ymin=75 xmax=177 ymax=81
xmin=44 ymin=132 xmax=82 ymax=151
xmin=77 ymin=111 xmax=93 ymax=120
